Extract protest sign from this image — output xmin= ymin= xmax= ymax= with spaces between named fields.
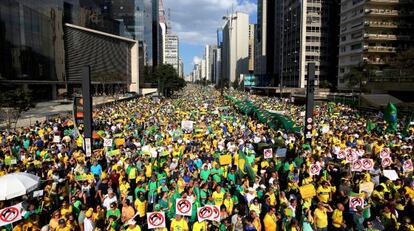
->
xmin=176 ymin=198 xmax=192 ymax=216
xmin=403 ymin=159 xmax=413 ymax=173
xmin=263 ymin=148 xmax=273 ymax=159
xmin=147 ymin=212 xmax=166 ymax=229
xmin=197 ymin=206 xmax=213 ymax=222
xmin=380 ymin=148 xmax=390 ymax=159
xmin=33 ymin=190 xmax=44 ymax=197
xmin=383 ymin=170 xmax=399 ymax=181
xmin=361 ymin=159 xmax=374 ymax=171
xmin=359 ymin=182 xmax=374 ymax=196
xmin=349 ymin=197 xmax=364 ymax=211
xmin=107 ymin=149 xmax=121 ymax=157
xmin=53 ymin=136 xmax=61 ymax=143
xmin=309 ymin=164 xmax=321 ymax=176
xmin=0 ymin=203 xmax=23 ymax=227
xmin=103 ymin=139 xmax=113 ymax=147
xmin=114 ymin=138 xmax=125 ymax=147
xmin=275 ymin=148 xmax=287 ymax=158
xmin=351 ymin=160 xmax=363 ymax=172
xmin=299 ymin=184 xmax=316 ymax=199
xmin=181 ymin=120 xmax=194 ymax=131
xmin=381 ymin=157 xmax=392 ymax=168
xmin=219 ymin=155 xmax=232 ymax=166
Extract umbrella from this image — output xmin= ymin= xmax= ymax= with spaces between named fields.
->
xmin=0 ymin=172 xmax=40 ymax=200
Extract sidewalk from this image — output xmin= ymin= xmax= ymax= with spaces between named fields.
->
xmin=5 ymin=96 xmax=130 ymax=128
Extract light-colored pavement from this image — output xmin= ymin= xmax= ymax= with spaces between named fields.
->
xmin=3 ymin=96 xmax=130 ymax=128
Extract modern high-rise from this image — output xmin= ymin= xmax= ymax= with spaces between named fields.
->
xmin=212 ymin=47 xmax=222 ymax=85
xmin=222 ymin=12 xmax=250 ymax=87
xmin=204 ymin=45 xmax=216 ymax=82
xmin=338 ymin=0 xmax=414 ymax=89
xmin=255 ymin=0 xmax=273 ymax=80
xmin=248 ymin=24 xmax=255 ymax=73
xmin=178 ymin=58 xmax=184 ymax=78
xmin=164 ymin=34 xmax=179 ymax=72
xmin=279 ymin=0 xmax=340 ymax=88
xmin=0 ymin=0 xmax=140 ymax=100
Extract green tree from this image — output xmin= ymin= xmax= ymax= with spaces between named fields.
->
xmin=154 ymin=64 xmax=186 ymax=97
xmin=0 ymin=85 xmax=33 ymax=128
xmin=343 ymin=61 xmax=377 ymax=90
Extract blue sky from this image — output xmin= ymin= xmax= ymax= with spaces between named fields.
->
xmin=164 ymin=0 xmax=258 ymax=76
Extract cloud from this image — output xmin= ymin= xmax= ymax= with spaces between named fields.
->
xmin=192 ymin=56 xmax=201 ymax=65
xmin=164 ymin=0 xmax=257 ymax=46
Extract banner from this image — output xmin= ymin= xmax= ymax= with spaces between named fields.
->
xmin=0 ymin=203 xmax=23 ymax=227
xmin=147 ymin=212 xmax=166 ymax=229
xmin=275 ymin=148 xmax=287 ymax=158
xmin=380 ymin=148 xmax=390 ymax=159
xmin=263 ymin=148 xmax=273 ymax=159
xmin=197 ymin=205 xmax=220 ymax=222
xmin=383 ymin=170 xmax=399 ymax=181
xmin=175 ymin=198 xmax=192 ymax=216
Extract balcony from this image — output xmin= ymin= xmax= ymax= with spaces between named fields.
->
xmin=365 ymin=9 xmax=399 ymax=17
xmin=363 ymin=45 xmax=397 ymax=52
xmin=364 ymin=21 xmax=398 ymax=28
xmin=364 ymin=33 xmax=397 ymax=40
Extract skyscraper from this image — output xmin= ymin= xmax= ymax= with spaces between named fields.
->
xmin=164 ymin=34 xmax=179 ymax=72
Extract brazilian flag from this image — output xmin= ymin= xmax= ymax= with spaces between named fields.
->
xmin=237 ymin=150 xmax=255 ymax=181
xmin=384 ymin=102 xmax=398 ymax=133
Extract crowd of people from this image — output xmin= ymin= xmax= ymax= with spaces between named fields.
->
xmin=0 ymin=85 xmax=413 ymax=231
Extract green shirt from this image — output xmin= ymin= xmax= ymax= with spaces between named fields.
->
xmin=106 ymin=209 xmax=121 ymax=218
xmin=200 ymin=169 xmax=211 ymax=181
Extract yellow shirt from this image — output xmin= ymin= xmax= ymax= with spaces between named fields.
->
xmin=263 ymin=213 xmax=277 ymax=231
xmin=317 ymin=186 xmax=331 ymax=203
xmin=56 ymin=227 xmax=71 ymax=231
xmin=266 ymin=192 xmax=276 ymax=206
xmin=126 ymin=225 xmax=142 ymax=231
xmin=192 ymin=221 xmax=207 ymax=231
xmin=60 ymin=206 xmax=72 ymax=217
xmin=223 ymin=198 xmax=234 ymax=214
xmin=212 ymin=191 xmax=225 ymax=206
xmin=145 ymin=163 xmax=152 ymax=178
xmin=170 ymin=218 xmax=189 ymax=231
xmin=314 ymin=208 xmax=328 ymax=228
xmin=332 ymin=209 xmax=343 ymax=228
xmin=134 ymin=199 xmax=147 ymax=217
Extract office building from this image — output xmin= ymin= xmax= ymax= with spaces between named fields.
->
xmin=212 ymin=47 xmax=222 ymax=85
xmin=164 ymin=34 xmax=179 ymax=72
xmin=222 ymin=12 xmax=250 ymax=87
xmin=178 ymin=58 xmax=184 ymax=78
xmin=248 ymin=24 xmax=255 ymax=73
xmin=0 ymin=0 xmax=140 ymax=100
xmin=338 ymin=0 xmax=414 ymax=89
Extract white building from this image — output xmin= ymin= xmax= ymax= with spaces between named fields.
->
xmin=200 ymin=59 xmax=206 ymax=80
xmin=213 ymin=47 xmax=222 ymax=85
xmin=222 ymin=12 xmax=250 ymax=87
xmin=164 ymin=34 xmax=179 ymax=72
xmin=178 ymin=58 xmax=184 ymax=78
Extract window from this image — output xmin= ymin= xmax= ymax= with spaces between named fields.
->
xmin=351 ymin=43 xmax=362 ymax=50
xmin=306 ymin=27 xmax=320 ymax=33
xmin=351 ymin=32 xmax=362 ymax=39
xmin=341 ymin=36 xmax=346 ymax=41
xmin=306 ymin=36 xmax=320 ymax=42
xmin=340 ymin=68 xmax=345 ymax=73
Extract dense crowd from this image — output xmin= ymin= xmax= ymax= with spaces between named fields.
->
xmin=0 ymin=85 xmax=413 ymax=231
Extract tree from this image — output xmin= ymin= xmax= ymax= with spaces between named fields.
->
xmin=0 ymin=85 xmax=33 ymax=128
xmin=343 ymin=61 xmax=377 ymax=90
xmin=154 ymin=64 xmax=186 ymax=97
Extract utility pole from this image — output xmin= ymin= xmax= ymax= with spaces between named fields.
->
xmin=82 ymin=66 xmax=93 ymax=157
xmin=304 ymin=63 xmax=315 ymax=144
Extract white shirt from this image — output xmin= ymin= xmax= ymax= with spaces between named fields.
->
xmin=83 ymin=217 xmax=94 ymax=231
xmin=102 ymin=195 xmax=118 ymax=210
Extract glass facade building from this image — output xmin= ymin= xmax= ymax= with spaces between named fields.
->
xmin=0 ymin=0 xmax=158 ymax=100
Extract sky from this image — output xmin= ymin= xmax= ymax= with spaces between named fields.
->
xmin=164 ymin=0 xmax=258 ymax=76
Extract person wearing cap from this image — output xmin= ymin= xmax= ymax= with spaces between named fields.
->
xmin=55 ymin=218 xmax=70 ymax=231
xmin=125 ymin=219 xmax=141 ymax=231
xmin=83 ymin=208 xmax=95 ymax=231
xmin=170 ymin=214 xmax=189 ymax=231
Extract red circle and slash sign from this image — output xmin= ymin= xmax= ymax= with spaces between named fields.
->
xmin=198 ymin=207 xmax=212 ymax=219
xmin=148 ymin=212 xmax=164 ymax=226
xmin=0 ymin=207 xmax=20 ymax=222
xmin=177 ymin=199 xmax=191 ymax=214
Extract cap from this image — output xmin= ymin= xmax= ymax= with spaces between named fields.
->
xmin=58 ymin=219 xmax=66 ymax=225
xmin=85 ymin=208 xmax=93 ymax=218
xmin=127 ymin=219 xmax=136 ymax=225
